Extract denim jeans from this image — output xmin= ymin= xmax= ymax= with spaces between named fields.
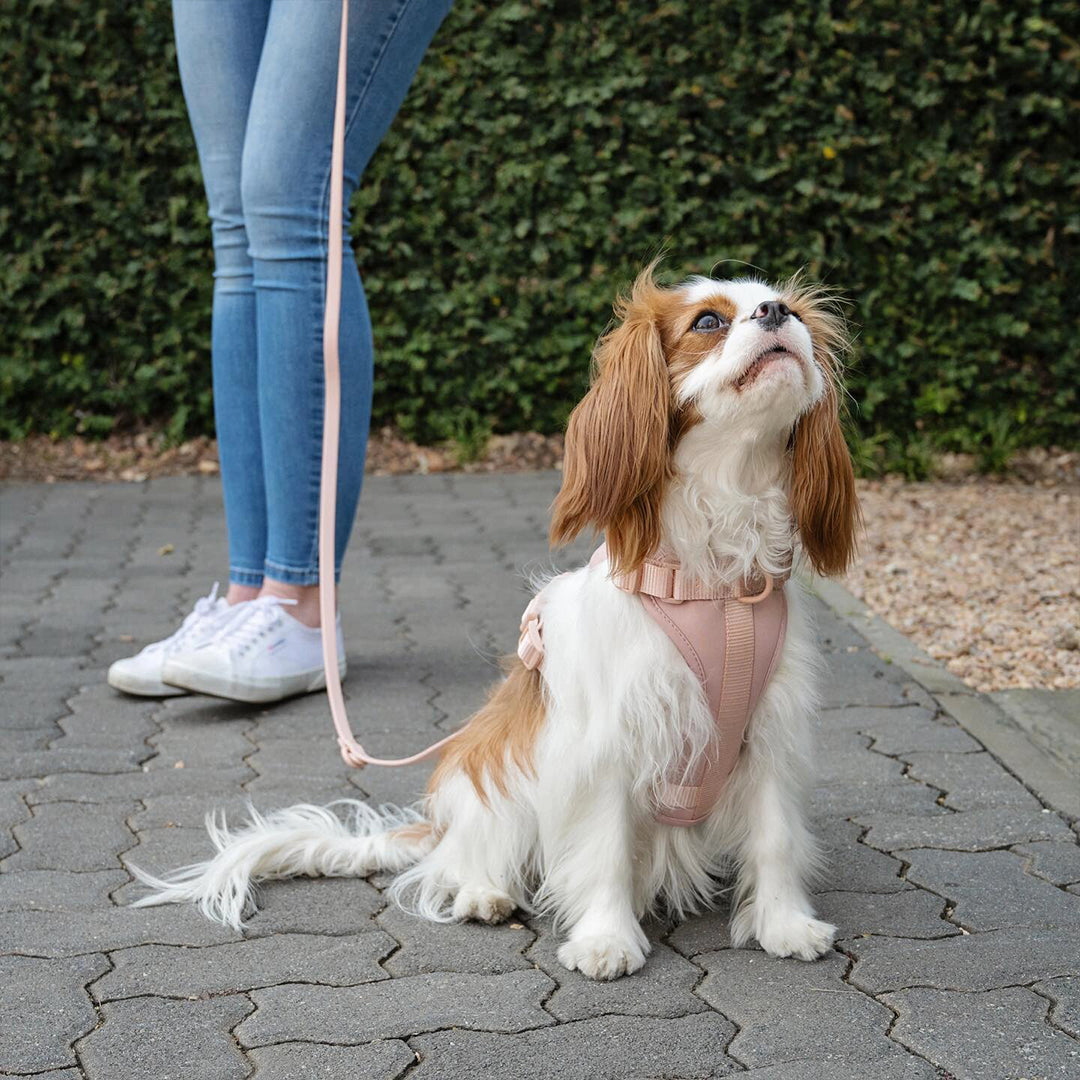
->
xmin=172 ymin=0 xmax=451 ymax=585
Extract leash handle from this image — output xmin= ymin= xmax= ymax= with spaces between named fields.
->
xmin=319 ymin=0 xmax=458 ymax=769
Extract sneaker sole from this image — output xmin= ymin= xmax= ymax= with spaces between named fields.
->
xmin=160 ymin=659 xmax=347 ymax=704
xmin=107 ymin=667 xmax=189 ymax=698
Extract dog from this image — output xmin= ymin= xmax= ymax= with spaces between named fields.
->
xmin=135 ymin=264 xmax=859 ymax=980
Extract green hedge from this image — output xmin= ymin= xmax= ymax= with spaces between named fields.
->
xmin=3 ymin=0 xmax=1078 ymax=473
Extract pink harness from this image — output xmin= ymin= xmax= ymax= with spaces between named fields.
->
xmin=518 ymin=547 xmax=789 ymax=826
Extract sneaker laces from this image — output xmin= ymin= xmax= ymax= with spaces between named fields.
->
xmin=143 ymin=583 xmax=223 ymax=655
xmin=206 ymin=594 xmax=299 ymax=656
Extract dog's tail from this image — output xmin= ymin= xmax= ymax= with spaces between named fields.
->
xmin=129 ymin=800 xmax=434 ymax=929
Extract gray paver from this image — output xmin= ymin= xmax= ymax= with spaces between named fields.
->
xmin=0 ymin=904 xmax=241 ymax=958
xmin=5 ymin=801 xmax=137 ymax=871
xmin=696 ymin=950 xmax=903 ymax=1069
xmin=903 ymin=750 xmax=1041 ymax=811
xmin=846 ymin=926 xmax=1080 ymax=993
xmin=242 ymin=875 xmax=383 ymax=936
xmin=409 ymin=1012 xmax=739 ymax=1079
xmin=1015 ymin=840 xmax=1080 ymax=886
xmin=376 ymin=901 xmax=534 ymax=976
xmin=0 ymin=868 xmax=128 ymax=911
xmin=528 ymin=935 xmax=708 ymax=1020
xmin=858 ymin=806 xmax=1074 ymax=852
xmin=92 ymin=931 xmax=396 ymax=1001
xmin=818 ymin=819 xmax=909 ymax=894
xmin=1037 ymin=976 xmax=1080 ymax=1039
xmin=815 ymin=887 xmax=956 ymax=939
xmin=78 ymin=994 xmax=254 ymax=1080
xmin=246 ymin=1040 xmax=417 ymax=1080
xmin=0 ymin=953 xmax=108 ymax=1073
xmin=902 ymin=847 xmax=1080 ymax=930
xmin=237 ymin=970 xmax=555 ymax=1046
xmin=885 ymin=986 xmax=1080 ymax=1080
xmin=853 ymin=705 xmax=982 ymax=755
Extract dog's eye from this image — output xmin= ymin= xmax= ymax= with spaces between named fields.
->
xmin=692 ymin=311 xmax=727 ymax=332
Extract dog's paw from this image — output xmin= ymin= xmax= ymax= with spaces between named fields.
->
xmin=451 ymin=885 xmax=515 ymax=924
xmin=756 ymin=913 xmax=836 ymax=961
xmin=557 ymin=935 xmax=647 ymax=980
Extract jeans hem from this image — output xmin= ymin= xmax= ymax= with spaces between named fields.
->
xmin=263 ymin=558 xmax=340 ymax=586
xmin=229 ymin=567 xmax=265 ymax=587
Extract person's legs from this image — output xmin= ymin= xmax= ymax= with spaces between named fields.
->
xmin=241 ymin=0 xmax=453 ymax=626
xmin=171 ymin=0 xmax=272 ymax=600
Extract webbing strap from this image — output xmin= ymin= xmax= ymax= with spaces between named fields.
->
xmin=319 ymin=0 xmax=458 ymax=769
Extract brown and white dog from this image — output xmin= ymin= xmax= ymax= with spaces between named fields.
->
xmin=136 ymin=265 xmax=859 ymax=980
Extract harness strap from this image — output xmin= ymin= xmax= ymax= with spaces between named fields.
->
xmin=611 ymin=555 xmax=786 ymax=603
xmin=319 ymin=0 xmax=457 ymax=769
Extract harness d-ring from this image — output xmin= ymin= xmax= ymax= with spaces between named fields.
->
xmin=737 ymin=574 xmax=774 ymax=605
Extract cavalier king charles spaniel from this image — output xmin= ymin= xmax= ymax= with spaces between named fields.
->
xmin=136 ymin=264 xmax=859 ymax=980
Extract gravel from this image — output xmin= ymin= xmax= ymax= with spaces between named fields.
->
xmin=846 ymin=476 xmax=1079 ymax=692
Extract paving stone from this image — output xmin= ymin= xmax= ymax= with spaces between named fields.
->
xmin=26 ymin=765 xmax=255 ymax=803
xmin=815 ymin=736 xmax=906 ymax=785
xmin=885 ymin=986 xmax=1080 ymax=1080
xmin=0 ymin=778 xmax=33 ymax=833
xmin=78 ymin=993 xmax=254 ymax=1080
xmin=52 ymin=685 xmax=159 ymax=749
xmin=1014 ymin=840 xmax=1080 ymax=886
xmin=0 ymin=746 xmax=152 ymax=780
xmin=811 ymin=775 xmax=946 ymax=818
xmin=93 ymin=931 xmax=395 ymax=1001
xmin=246 ymin=1040 xmax=417 ymax=1080
xmin=237 ymin=969 xmax=555 ymax=1046
xmin=11 ymin=1070 xmax=84 ymax=1079
xmin=815 ymin=887 xmax=956 ymax=940
xmin=818 ymin=819 xmax=909 ymax=894
xmin=0 ymin=953 xmax=108 ymax=1073
xmin=1036 ymin=976 xmax=1080 ymax=1039
xmin=902 ymin=848 xmax=1080 ymax=930
xmin=0 ymin=903 xmax=241 ymax=958
xmin=409 ymin=1012 xmax=739 ymax=1080
xmin=0 ymin=868 xmax=128 ymax=911
xmin=858 ymin=807 xmax=1074 ymax=852
xmin=128 ymin=786 xmax=355 ymax=830
xmin=666 ymin=907 xmax=734 ymax=957
xmin=696 ymin=950 xmax=901 ymax=1068
xmin=737 ymin=1060 xmax=935 ymax=1079
xmin=845 ymin=926 xmax=1080 ymax=993
xmin=243 ymin=876 xmax=384 ymax=936
xmin=147 ymin=720 xmax=254 ymax=772
xmin=820 ymin=648 xmax=913 ymax=708
xmin=5 ymin=801 xmax=136 ymax=871
xmin=377 ymin=902 xmax=534 ymax=976
xmin=903 ymin=751 xmax=1041 ymax=811
xmin=528 ymin=936 xmax=708 ymax=1021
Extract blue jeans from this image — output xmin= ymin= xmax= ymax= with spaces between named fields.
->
xmin=173 ymin=0 xmax=451 ymax=586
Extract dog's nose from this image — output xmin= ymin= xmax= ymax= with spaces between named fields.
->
xmin=751 ymin=300 xmax=791 ymax=331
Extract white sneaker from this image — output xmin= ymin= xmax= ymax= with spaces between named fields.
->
xmin=107 ymin=584 xmax=234 ymax=697
xmin=161 ymin=595 xmax=346 ymax=704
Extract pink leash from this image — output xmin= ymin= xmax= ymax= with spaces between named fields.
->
xmin=318 ymin=0 xmax=458 ymax=769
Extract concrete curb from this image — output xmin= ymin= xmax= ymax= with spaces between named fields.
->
xmin=805 ymin=574 xmax=1080 ymax=823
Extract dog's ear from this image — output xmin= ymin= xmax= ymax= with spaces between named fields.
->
xmin=788 ymin=293 xmax=860 ymax=577
xmin=550 ymin=267 xmax=671 ymax=574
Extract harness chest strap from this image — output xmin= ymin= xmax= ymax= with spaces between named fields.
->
xmin=518 ymin=546 xmax=789 ymax=826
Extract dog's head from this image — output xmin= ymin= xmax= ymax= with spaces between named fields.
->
xmin=551 ymin=264 xmax=858 ymax=578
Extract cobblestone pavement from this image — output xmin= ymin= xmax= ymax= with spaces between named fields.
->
xmin=2 ymin=474 xmax=1079 ymax=1080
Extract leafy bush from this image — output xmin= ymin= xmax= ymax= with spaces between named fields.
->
xmin=3 ymin=0 xmax=1078 ymax=472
